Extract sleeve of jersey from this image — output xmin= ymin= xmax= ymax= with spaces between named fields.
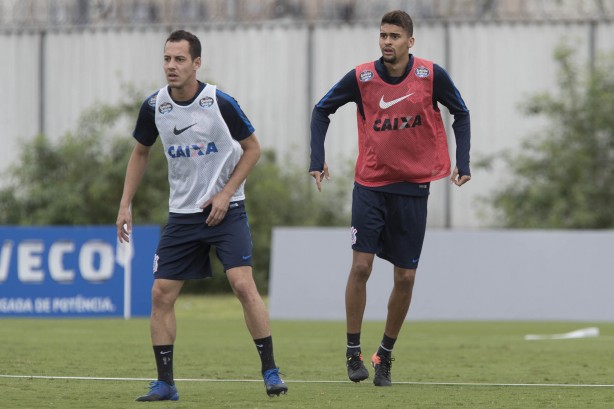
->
xmin=433 ymin=64 xmax=471 ymax=177
xmin=216 ymin=90 xmax=256 ymax=141
xmin=309 ymin=69 xmax=360 ymax=172
xmin=132 ymin=92 xmax=159 ymax=146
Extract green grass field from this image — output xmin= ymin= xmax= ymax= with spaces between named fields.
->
xmin=1 ymin=295 xmax=613 ymax=408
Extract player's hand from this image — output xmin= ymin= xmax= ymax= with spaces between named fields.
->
xmin=450 ymin=166 xmax=471 ymax=187
xmin=201 ymin=191 xmax=232 ymax=226
xmin=309 ymin=163 xmax=330 ymax=192
xmin=116 ymin=206 xmax=132 ymax=243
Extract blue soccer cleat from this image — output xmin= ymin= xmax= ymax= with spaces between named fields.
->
xmin=135 ymin=380 xmax=179 ymax=401
xmin=263 ymin=368 xmax=288 ymax=397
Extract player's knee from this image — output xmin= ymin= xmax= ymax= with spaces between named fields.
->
xmin=151 ymin=284 xmax=177 ymax=309
xmin=350 ymin=262 xmax=372 ymax=282
xmin=230 ymin=276 xmax=258 ymax=301
xmin=394 ymin=269 xmax=416 ymax=289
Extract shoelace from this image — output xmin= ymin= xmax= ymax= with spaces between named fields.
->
xmin=264 ymin=369 xmax=284 ymax=384
xmin=347 ymin=353 xmax=364 ymax=370
xmin=148 ymin=381 xmax=172 ymax=391
xmin=377 ymin=357 xmax=394 ymax=376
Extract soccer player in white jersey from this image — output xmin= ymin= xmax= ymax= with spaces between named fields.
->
xmin=116 ymin=30 xmax=287 ymax=401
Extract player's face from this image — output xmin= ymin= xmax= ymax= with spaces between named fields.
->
xmin=379 ymin=24 xmax=414 ymax=65
xmin=163 ymin=40 xmax=201 ymax=90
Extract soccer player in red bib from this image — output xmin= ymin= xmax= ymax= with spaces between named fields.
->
xmin=309 ymin=10 xmax=471 ymax=386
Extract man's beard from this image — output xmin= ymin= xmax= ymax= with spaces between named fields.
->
xmin=382 ymin=53 xmax=397 ymax=64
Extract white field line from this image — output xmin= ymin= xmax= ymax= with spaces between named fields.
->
xmin=0 ymin=374 xmax=613 ymax=388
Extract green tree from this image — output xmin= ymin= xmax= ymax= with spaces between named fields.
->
xmin=0 ymin=91 xmax=169 ymax=226
xmin=483 ymin=46 xmax=614 ymax=228
xmin=0 ymin=89 xmax=351 ymax=292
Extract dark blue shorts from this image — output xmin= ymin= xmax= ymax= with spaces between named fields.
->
xmin=153 ymin=202 xmax=253 ymax=280
xmin=351 ymin=184 xmax=428 ymax=269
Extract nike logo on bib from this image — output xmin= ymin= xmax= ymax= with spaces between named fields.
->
xmin=173 ymin=122 xmax=198 ymax=135
xmin=379 ymin=93 xmax=415 ymax=109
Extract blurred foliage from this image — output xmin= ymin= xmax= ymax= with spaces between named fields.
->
xmin=0 ymin=85 xmax=350 ymax=293
xmin=0 ymin=93 xmax=169 ymax=226
xmin=480 ymin=46 xmax=614 ymax=228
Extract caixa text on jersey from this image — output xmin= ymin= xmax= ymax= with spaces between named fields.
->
xmin=373 ymin=114 xmax=422 ymax=132
xmin=167 ymin=142 xmax=218 ymax=158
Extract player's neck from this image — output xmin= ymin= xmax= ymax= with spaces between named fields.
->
xmin=384 ymin=61 xmax=409 ymax=77
xmin=383 ymin=57 xmax=409 ymax=77
xmin=170 ymin=79 xmax=199 ymax=102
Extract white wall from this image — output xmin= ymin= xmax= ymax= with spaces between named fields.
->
xmin=269 ymin=227 xmax=614 ymax=321
xmin=1 ymin=21 xmax=613 ymax=227
xmin=0 ymin=32 xmax=40 ymax=178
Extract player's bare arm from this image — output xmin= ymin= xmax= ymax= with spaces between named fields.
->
xmin=202 ymin=133 xmax=261 ymax=226
xmin=116 ymin=142 xmax=152 ymax=242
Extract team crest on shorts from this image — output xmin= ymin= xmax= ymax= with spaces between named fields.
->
xmin=350 ymin=226 xmax=358 ymax=245
xmin=153 ymin=254 xmax=159 ymax=273
xmin=359 ymin=70 xmax=374 ymax=82
xmin=415 ymin=66 xmax=430 ymax=78
xmin=199 ymin=96 xmax=214 ymax=108
xmin=158 ymin=102 xmax=173 ymax=114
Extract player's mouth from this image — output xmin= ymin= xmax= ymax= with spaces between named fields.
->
xmin=383 ymin=48 xmax=394 ymax=56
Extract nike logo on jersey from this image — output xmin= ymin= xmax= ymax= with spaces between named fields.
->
xmin=379 ymin=93 xmax=415 ymax=109
xmin=173 ymin=122 xmax=198 ymax=135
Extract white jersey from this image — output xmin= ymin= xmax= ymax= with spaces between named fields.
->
xmin=154 ymin=84 xmax=244 ymax=213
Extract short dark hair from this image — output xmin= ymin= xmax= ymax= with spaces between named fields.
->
xmin=381 ymin=10 xmax=413 ymax=36
xmin=166 ymin=30 xmax=201 ymax=60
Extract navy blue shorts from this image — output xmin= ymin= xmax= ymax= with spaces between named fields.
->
xmin=351 ymin=184 xmax=428 ymax=269
xmin=153 ymin=202 xmax=253 ymax=280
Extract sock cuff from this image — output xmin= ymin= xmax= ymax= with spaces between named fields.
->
xmin=379 ymin=344 xmax=393 ymax=352
xmin=254 ymin=335 xmax=272 ymax=345
xmin=381 ymin=333 xmax=397 ymax=351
